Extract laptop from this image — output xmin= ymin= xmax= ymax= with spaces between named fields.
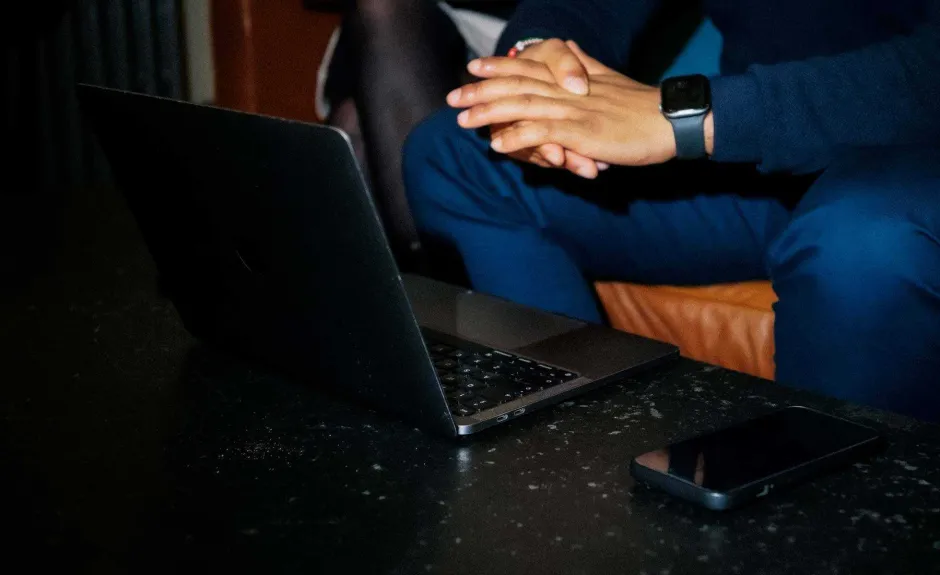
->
xmin=78 ymin=85 xmax=678 ymax=436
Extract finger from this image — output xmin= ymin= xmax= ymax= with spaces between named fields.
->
xmin=524 ymin=39 xmax=589 ymax=95
xmin=537 ymin=143 xmax=566 ymax=167
xmin=496 ymin=121 xmax=564 ymax=168
xmin=565 ymin=41 xmax=614 ymax=75
xmin=494 ymin=124 xmax=558 ymax=168
xmin=457 ymin=95 xmax=577 ymax=129
xmin=533 ymin=153 xmax=555 ymax=168
xmin=505 ymin=143 xmax=553 ymax=168
xmin=467 ymin=57 xmax=555 ymax=83
xmin=531 ymin=154 xmax=553 ymax=168
xmin=490 ymin=120 xmax=594 ymax=158
xmin=446 ymin=76 xmax=563 ymax=108
xmin=512 ymin=151 xmax=553 ymax=168
xmin=564 ymin=150 xmax=599 ymax=179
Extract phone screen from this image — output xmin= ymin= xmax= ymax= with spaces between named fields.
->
xmin=633 ymin=407 xmax=879 ymax=492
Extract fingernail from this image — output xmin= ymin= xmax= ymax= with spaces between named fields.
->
xmin=446 ymin=88 xmax=461 ymax=104
xmin=491 ymin=137 xmax=504 ymax=151
xmin=457 ymin=110 xmax=470 ymax=125
xmin=597 ymin=162 xmax=610 ymax=171
xmin=467 ymin=59 xmax=482 ymax=73
xmin=577 ymin=165 xmax=596 ymax=179
xmin=564 ymin=77 xmax=589 ymax=95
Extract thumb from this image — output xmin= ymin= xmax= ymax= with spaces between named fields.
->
xmin=566 ymin=41 xmax=612 ymax=75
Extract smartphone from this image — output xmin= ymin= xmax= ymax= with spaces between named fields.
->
xmin=629 ymin=406 xmax=883 ymax=510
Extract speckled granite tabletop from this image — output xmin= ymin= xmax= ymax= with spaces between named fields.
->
xmin=2 ymin=187 xmax=938 ymax=574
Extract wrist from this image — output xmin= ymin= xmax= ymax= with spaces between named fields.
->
xmin=704 ymin=112 xmax=714 ymax=156
xmin=660 ymin=74 xmax=711 ymax=160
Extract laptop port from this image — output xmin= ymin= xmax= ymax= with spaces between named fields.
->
xmin=513 ymin=408 xmax=526 ymax=416
xmin=496 ymin=414 xmax=509 ymax=423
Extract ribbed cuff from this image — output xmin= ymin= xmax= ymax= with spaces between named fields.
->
xmin=709 ymin=73 xmax=764 ymax=164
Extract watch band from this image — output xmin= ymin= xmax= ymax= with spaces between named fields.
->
xmin=671 ymin=113 xmax=707 ymax=160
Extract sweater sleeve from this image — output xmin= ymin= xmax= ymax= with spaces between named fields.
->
xmin=494 ymin=0 xmax=661 ymax=70
xmin=710 ymin=19 xmax=940 ymax=174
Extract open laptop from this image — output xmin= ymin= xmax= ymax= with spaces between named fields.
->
xmin=78 ymin=85 xmax=677 ymax=436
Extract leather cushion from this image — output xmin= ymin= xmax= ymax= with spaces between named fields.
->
xmin=594 ymin=281 xmax=777 ymax=380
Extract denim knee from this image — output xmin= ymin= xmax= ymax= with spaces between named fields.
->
xmin=768 ymin=148 xmax=940 ymax=303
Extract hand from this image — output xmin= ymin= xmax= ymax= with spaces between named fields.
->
xmin=450 ymin=41 xmax=685 ymax=168
xmin=451 ymin=39 xmax=605 ymax=178
xmin=500 ymin=39 xmax=604 ymax=177
xmin=511 ymin=37 xmax=590 ymax=96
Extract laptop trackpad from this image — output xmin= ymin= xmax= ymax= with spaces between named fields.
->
xmin=403 ymin=274 xmax=585 ymax=351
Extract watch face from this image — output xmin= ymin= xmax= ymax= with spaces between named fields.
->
xmin=661 ymin=75 xmax=711 ymax=118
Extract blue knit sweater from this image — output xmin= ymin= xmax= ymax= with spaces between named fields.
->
xmin=495 ymin=0 xmax=940 ymax=173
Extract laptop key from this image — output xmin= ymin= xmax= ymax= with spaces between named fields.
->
xmin=460 ymin=378 xmax=486 ymax=390
xmin=435 ymin=359 xmax=458 ymax=370
xmin=484 ymin=376 xmax=517 ymax=392
xmin=478 ymin=385 xmax=518 ymax=403
xmin=469 ymin=397 xmax=492 ymax=410
xmin=462 ymin=357 xmax=495 ymax=372
xmin=460 ymin=368 xmax=486 ymax=380
xmin=453 ymin=405 xmax=475 ymax=417
xmin=456 ymin=389 xmax=476 ymax=400
xmin=440 ymin=373 xmax=461 ymax=385
xmin=495 ymin=360 xmax=522 ymax=372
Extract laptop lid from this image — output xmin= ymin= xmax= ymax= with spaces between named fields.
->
xmin=78 ymin=85 xmax=457 ymax=436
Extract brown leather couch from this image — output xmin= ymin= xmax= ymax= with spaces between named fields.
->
xmin=596 ymin=281 xmax=777 ymax=379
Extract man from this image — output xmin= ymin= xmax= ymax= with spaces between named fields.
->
xmin=402 ymin=0 xmax=940 ymax=421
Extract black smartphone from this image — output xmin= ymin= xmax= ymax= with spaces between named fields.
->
xmin=629 ymin=406 xmax=883 ymax=510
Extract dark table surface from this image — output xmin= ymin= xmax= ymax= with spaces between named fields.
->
xmin=3 ymin=185 xmax=940 ymax=575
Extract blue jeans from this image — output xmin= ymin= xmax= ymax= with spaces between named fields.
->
xmin=402 ymin=108 xmax=940 ymax=422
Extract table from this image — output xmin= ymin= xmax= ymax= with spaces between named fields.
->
xmin=2 ymin=186 xmax=939 ymax=574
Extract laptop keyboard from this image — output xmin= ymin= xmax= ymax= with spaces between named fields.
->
xmin=424 ymin=335 xmax=580 ymax=417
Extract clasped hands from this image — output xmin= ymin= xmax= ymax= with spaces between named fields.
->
xmin=446 ymin=39 xmax=682 ymax=179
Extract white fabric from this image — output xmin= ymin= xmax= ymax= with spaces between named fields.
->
xmin=315 ymin=25 xmax=344 ymax=120
xmin=314 ymin=6 xmax=509 ymax=119
xmin=436 ymin=3 xmax=508 ymax=60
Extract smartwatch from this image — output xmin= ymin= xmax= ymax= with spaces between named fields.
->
xmin=660 ymin=74 xmax=711 ymax=160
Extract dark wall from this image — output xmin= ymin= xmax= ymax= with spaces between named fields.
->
xmin=1 ymin=0 xmax=187 ymax=280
